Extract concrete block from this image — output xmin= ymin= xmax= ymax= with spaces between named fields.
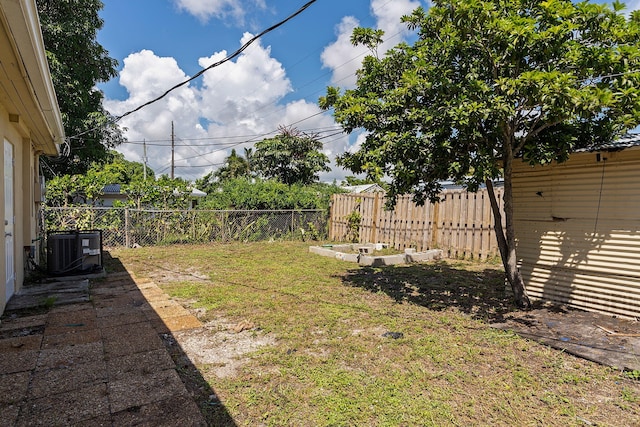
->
xmin=335 ymin=252 xmax=359 ymax=262
xmin=359 ymin=254 xmax=406 ymax=267
xmin=331 ymin=244 xmax=354 ymax=252
xmin=309 ymin=246 xmax=336 ymax=258
xmin=406 ymin=249 xmax=443 ymax=263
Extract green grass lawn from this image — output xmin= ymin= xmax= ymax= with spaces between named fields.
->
xmin=108 ymin=241 xmax=640 ymax=426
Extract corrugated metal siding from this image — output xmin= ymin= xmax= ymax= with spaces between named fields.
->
xmin=513 ymin=148 xmax=640 ymax=319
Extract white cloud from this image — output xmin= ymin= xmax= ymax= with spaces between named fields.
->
xmin=320 ymin=17 xmax=369 ymax=88
xmin=197 ymin=33 xmax=292 ymax=124
xmin=104 ymin=37 xmax=349 ymax=183
xmin=174 ymin=0 xmax=241 ymax=23
xmin=320 ymin=0 xmax=422 ymax=88
xmin=173 ymin=0 xmax=265 ymax=24
xmin=371 ymin=0 xmax=421 ymax=36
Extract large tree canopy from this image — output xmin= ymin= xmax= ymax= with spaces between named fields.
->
xmin=37 ymin=0 xmax=124 ymax=177
xmin=253 ymin=126 xmax=331 ymax=185
xmin=320 ymin=0 xmax=640 ymax=308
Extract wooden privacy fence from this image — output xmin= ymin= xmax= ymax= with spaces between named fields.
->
xmin=329 ymin=187 xmax=504 ymax=259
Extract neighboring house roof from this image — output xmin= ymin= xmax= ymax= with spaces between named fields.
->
xmin=440 ymin=179 xmax=504 ymax=190
xmin=102 ymin=184 xmax=207 ymax=198
xmin=578 ymin=133 xmax=640 ymax=153
xmin=0 ymin=0 xmax=64 ymax=155
xmin=342 ymin=184 xmax=386 ymax=193
xmin=103 ymin=184 xmax=123 ymax=195
xmin=190 ymin=188 xmax=207 ymax=198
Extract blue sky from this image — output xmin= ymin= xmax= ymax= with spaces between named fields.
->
xmin=98 ymin=0 xmax=425 ymax=182
xmin=97 ymin=0 xmax=640 ymax=183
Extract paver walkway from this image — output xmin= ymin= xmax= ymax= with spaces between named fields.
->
xmin=0 ymin=271 xmax=208 ymax=426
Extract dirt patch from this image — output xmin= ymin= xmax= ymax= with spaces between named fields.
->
xmin=141 ymin=267 xmax=276 ymax=378
xmin=171 ymin=317 xmax=275 ymax=378
xmin=145 ymin=266 xmax=210 ymax=284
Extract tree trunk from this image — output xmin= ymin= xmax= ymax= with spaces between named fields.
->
xmin=486 ymin=174 xmax=531 ymax=309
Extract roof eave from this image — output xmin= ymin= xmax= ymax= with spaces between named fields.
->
xmin=0 ymin=0 xmax=63 ymax=156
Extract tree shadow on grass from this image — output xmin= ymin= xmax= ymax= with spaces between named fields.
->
xmin=341 ymin=261 xmax=518 ymax=322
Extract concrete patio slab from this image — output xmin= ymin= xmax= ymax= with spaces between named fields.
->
xmin=106 ymin=348 xmax=175 ymax=381
xmin=0 ymin=350 xmax=38 ymax=375
xmin=0 ymin=270 xmax=210 ymax=426
xmin=158 ymin=314 xmax=205 ymax=332
xmin=107 ymin=369 xmax=188 ymax=413
xmin=101 ymin=323 xmax=165 ymax=357
xmin=0 ymin=371 xmax=30 ymax=404
xmin=17 ymin=383 xmax=110 ymax=426
xmin=95 ymin=310 xmax=148 ymax=328
xmin=0 ymin=314 xmax=46 ymax=332
xmin=41 ymin=328 xmax=102 ymax=348
xmin=29 ymin=360 xmax=107 ymax=398
xmin=110 ymin=395 xmax=207 ymax=426
xmin=4 ymin=280 xmax=90 ymax=311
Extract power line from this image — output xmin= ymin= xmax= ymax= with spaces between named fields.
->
xmin=120 ymin=125 xmax=344 ymax=145
xmin=113 ymin=0 xmax=317 ymax=123
xmin=66 ymin=1 xmax=317 ymax=142
xmin=154 ymin=124 xmax=346 ymax=172
xmin=72 ymin=5 xmax=401 ymax=149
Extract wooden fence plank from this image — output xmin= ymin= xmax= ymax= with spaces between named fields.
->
xmin=329 ymin=187 xmax=504 ymax=259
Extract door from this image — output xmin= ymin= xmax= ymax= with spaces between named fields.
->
xmin=4 ymin=139 xmax=14 ymax=302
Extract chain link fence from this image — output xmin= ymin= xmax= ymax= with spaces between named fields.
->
xmin=42 ymin=207 xmax=328 ymax=248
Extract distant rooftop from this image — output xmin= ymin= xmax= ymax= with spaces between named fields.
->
xmin=579 ymin=133 xmax=640 ymax=152
xmin=341 ymin=184 xmax=386 ymax=193
xmin=103 ymin=184 xmax=122 ymax=194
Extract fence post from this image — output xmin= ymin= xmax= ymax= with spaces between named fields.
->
xmin=371 ymin=193 xmax=380 ymax=243
xmin=431 ymin=201 xmax=439 ymax=249
xmin=328 ymin=197 xmax=334 ymax=240
xmin=125 ymin=208 xmax=130 ymax=248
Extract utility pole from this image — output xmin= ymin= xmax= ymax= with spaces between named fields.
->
xmin=171 ymin=121 xmax=175 ymax=179
xmin=143 ymin=139 xmax=147 ymax=180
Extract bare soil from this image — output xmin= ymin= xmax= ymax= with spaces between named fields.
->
xmin=142 ymin=265 xmax=276 ymax=378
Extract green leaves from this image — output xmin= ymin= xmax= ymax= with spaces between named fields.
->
xmin=324 ymin=0 xmax=640 ymax=205
xmin=37 ymin=0 xmax=123 ymax=177
xmin=214 ymin=149 xmax=252 ymax=182
xmin=351 ymin=27 xmax=385 ymax=53
xmin=253 ymin=126 xmax=331 ymax=186
xmin=199 ymin=178 xmax=342 ymax=210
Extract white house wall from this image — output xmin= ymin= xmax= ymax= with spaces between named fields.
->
xmin=513 ymin=148 xmax=640 ymax=319
xmin=0 ymin=104 xmax=26 ymax=312
xmin=0 ymin=0 xmax=63 ymax=314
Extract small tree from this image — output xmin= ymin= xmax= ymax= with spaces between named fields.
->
xmin=321 ymin=0 xmax=640 ymax=308
xmin=45 ymin=153 xmax=154 ymax=208
xmin=253 ymin=126 xmax=331 ymax=185
xmin=214 ymin=149 xmax=251 ymax=182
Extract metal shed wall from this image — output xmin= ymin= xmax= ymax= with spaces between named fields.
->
xmin=513 ymin=147 xmax=640 ymax=319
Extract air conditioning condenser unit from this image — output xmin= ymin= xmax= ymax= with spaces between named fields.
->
xmin=47 ymin=230 xmax=103 ymax=275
